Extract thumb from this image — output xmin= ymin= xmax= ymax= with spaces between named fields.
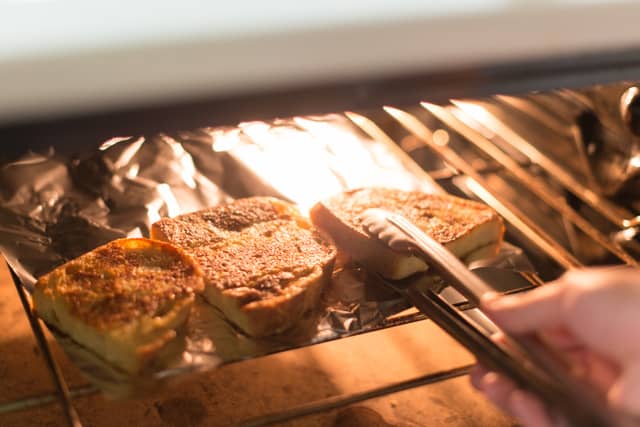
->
xmin=609 ymin=362 xmax=640 ymax=417
xmin=481 ymin=284 xmax=566 ymax=333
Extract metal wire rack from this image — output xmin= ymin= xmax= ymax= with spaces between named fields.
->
xmin=2 ymin=91 xmax=639 ymax=426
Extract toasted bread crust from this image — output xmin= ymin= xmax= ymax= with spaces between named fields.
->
xmin=190 ymin=220 xmax=333 ymax=300
xmin=32 ymin=238 xmax=204 ymax=373
xmin=151 ymin=197 xmax=336 ymax=337
xmin=152 ymin=197 xmax=303 ymax=249
xmin=310 ymin=188 xmax=504 ymax=279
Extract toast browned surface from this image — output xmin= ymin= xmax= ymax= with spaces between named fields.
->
xmin=310 ymin=188 xmax=504 ymax=280
xmin=32 ymin=238 xmax=204 ymax=374
xmin=151 ymin=197 xmax=336 ymax=337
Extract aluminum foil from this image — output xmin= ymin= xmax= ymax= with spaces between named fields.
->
xmin=0 ymin=113 xmax=529 ymax=397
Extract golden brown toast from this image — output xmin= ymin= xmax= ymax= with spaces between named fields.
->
xmin=32 ymin=238 xmax=204 ymax=374
xmin=151 ymin=197 xmax=336 ymax=337
xmin=310 ymin=188 xmax=504 ymax=280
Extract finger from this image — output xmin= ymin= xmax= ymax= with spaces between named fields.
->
xmin=573 ymin=351 xmax=621 ymax=393
xmin=562 ymin=271 xmax=640 ymax=361
xmin=476 ymin=371 xmax=519 ymax=415
xmin=508 ymin=389 xmax=555 ymax=427
xmin=469 ymin=366 xmax=518 ymax=413
xmin=469 ymin=364 xmax=488 ymax=390
xmin=493 ymin=330 xmax=618 ymax=400
xmin=388 ymin=236 xmax=414 ymax=253
xmin=482 ymin=284 xmax=566 ymax=333
xmin=539 ymin=326 xmax=581 ymax=351
xmin=608 ymin=362 xmax=640 ymax=417
xmin=561 ymin=266 xmax=639 ymax=289
xmin=474 ymin=369 xmax=556 ymax=427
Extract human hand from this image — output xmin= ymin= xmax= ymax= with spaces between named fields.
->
xmin=470 ymin=267 xmax=640 ymax=427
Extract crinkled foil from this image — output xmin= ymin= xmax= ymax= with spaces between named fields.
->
xmin=0 ymin=113 xmax=530 ymax=398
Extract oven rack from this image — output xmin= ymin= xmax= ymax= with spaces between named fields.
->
xmin=3 ymin=95 xmax=638 ymax=426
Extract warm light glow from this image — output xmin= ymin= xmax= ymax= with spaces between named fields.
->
xmin=99 ymin=136 xmax=134 ymax=151
xmin=164 ymin=136 xmax=197 ymax=189
xmin=420 ymin=101 xmax=443 ymax=113
xmin=620 ymin=86 xmax=640 ymax=124
xmin=433 ymin=129 xmax=450 ymax=146
xmin=211 ymin=129 xmax=241 ymax=152
xmin=346 ymin=110 xmax=443 ymax=194
xmin=125 ymin=163 xmax=139 ymax=179
xmin=451 ymin=99 xmax=495 ymax=138
xmin=156 ymin=183 xmax=181 ymax=218
xmin=450 ymin=99 xmax=492 ymax=123
xmin=620 ymin=227 xmax=638 ymax=241
xmin=384 ymin=105 xmax=435 ymax=144
xmin=111 ymin=137 xmax=144 ymax=169
xmin=630 ymin=155 xmax=640 ymax=169
xmin=622 ymin=217 xmax=640 ymax=228
xmin=220 ymin=115 xmax=429 ymax=213
xmin=400 ymin=135 xmax=423 ymax=152
xmin=145 ymin=199 xmax=163 ymax=224
xmin=126 ymin=228 xmax=143 ymax=238
xmin=231 ymin=118 xmax=347 ymax=212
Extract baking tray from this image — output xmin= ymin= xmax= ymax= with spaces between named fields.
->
xmin=0 ymin=113 xmax=537 ymax=401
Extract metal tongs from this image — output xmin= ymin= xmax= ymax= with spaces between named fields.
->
xmin=361 ymin=208 xmax=639 ymax=427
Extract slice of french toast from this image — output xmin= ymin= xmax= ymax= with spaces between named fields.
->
xmin=151 ymin=197 xmax=336 ymax=337
xmin=310 ymin=188 xmax=504 ymax=280
xmin=32 ymin=238 xmax=204 ymax=374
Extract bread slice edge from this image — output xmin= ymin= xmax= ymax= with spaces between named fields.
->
xmin=202 ymin=262 xmax=334 ymax=337
xmin=310 ymin=199 xmax=504 ymax=280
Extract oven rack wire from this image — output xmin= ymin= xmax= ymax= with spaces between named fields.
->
xmin=3 ymin=97 xmax=638 ymax=426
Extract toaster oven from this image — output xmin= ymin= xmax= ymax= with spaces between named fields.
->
xmin=2 ymin=2 xmax=640 ymax=426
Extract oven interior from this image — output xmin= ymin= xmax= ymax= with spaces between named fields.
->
xmin=1 ymin=77 xmax=639 ymax=426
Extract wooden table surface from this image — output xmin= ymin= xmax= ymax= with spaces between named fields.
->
xmin=0 ymin=262 xmax=514 ymax=427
